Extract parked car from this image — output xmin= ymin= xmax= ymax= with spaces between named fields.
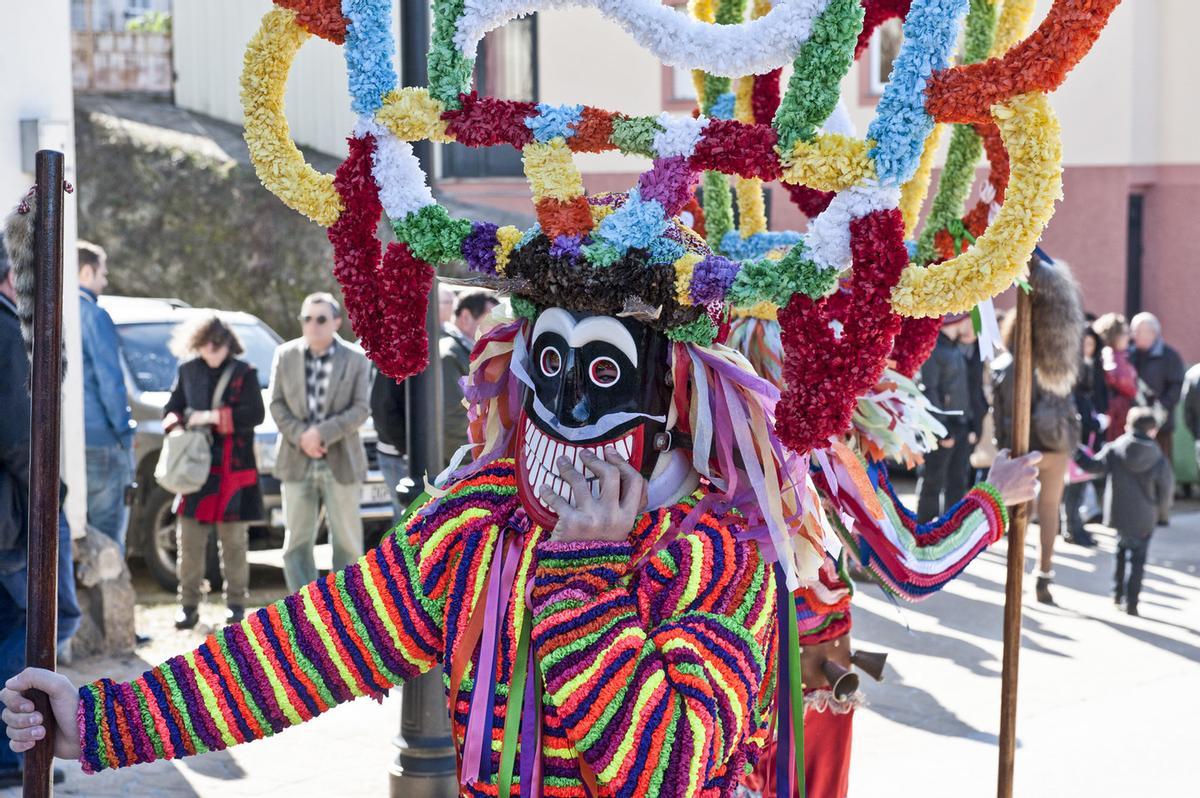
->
xmin=100 ymin=296 xmax=396 ymax=590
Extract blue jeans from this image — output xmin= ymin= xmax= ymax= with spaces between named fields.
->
xmin=0 ymin=513 xmax=82 ymax=771
xmin=376 ymin=451 xmax=410 ymax=522
xmin=85 ymin=444 xmax=133 ymax=556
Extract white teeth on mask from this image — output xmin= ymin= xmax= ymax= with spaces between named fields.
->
xmin=615 ymin=436 xmax=631 ymax=459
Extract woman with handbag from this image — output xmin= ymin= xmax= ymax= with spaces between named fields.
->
xmin=162 ymin=316 xmax=265 ymax=629
xmin=992 ymin=254 xmax=1085 ymax=606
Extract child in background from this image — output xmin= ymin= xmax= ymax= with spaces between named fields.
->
xmin=1073 ymin=407 xmax=1173 ymax=616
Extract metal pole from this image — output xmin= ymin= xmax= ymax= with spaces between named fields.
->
xmin=392 ymin=2 xmax=457 ymax=795
xmin=23 ymin=151 xmax=66 ymax=798
xmin=997 ymin=286 xmax=1033 ymax=798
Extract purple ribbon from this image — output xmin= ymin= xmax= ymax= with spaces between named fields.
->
xmin=461 ymin=531 xmax=522 ymax=785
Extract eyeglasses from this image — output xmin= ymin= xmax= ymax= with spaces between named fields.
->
xmin=299 ymin=314 xmax=329 ymax=325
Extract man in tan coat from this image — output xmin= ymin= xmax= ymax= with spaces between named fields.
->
xmin=268 ymin=293 xmax=370 ymax=591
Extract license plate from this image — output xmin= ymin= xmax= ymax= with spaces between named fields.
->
xmin=361 ymin=482 xmax=393 ymax=506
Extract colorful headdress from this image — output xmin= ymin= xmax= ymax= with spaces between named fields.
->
xmin=241 ymin=0 xmax=1117 ymax=586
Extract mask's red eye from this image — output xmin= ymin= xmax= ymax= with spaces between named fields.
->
xmin=539 ymin=347 xmax=562 ymax=377
xmin=589 ymin=357 xmax=620 ymax=387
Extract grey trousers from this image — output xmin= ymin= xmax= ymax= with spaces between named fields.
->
xmin=177 ymin=516 xmax=250 ymax=607
xmin=281 ymin=459 xmax=364 ymax=592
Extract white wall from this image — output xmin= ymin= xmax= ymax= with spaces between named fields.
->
xmin=537 ymin=8 xmax=659 ymax=175
xmin=0 ymin=3 xmax=87 ymax=538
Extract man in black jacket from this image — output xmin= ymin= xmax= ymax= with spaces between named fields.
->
xmin=916 ymin=315 xmax=974 ymax=522
xmin=369 ymin=369 xmax=410 ymax=521
xmin=1129 ymin=312 xmax=1186 ymax=462
xmin=0 ymin=234 xmax=80 ymax=786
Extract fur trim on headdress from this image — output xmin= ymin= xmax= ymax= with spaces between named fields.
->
xmin=4 ymin=189 xmax=37 ymax=360
xmin=1028 ymin=254 xmax=1083 ymax=397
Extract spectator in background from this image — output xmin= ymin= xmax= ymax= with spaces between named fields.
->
xmin=370 ymin=369 xmax=410 ymax=521
xmin=916 ymin=314 xmax=973 ymax=522
xmin=77 ymin=242 xmax=135 ymax=554
xmin=1073 ymin=407 xmax=1173 ymax=617
xmin=0 ymin=234 xmax=80 ymax=787
xmin=269 ymin=293 xmax=371 ymax=592
xmin=164 ymin=316 xmax=265 ymax=629
xmin=440 ymin=290 xmax=499 ymax=468
xmin=993 ymin=254 xmax=1083 ymax=606
xmin=438 ymin=284 xmax=456 ymax=327
xmin=1094 ymin=312 xmax=1137 ymax=443
xmin=1183 ymin=364 xmax=1200 ymax=482
xmin=953 ymin=315 xmax=989 ymax=487
xmin=1129 ymin=312 xmax=1185 ymax=461
xmin=1062 ymin=322 xmax=1108 ymax=547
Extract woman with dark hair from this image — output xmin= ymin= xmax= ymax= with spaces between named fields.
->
xmin=993 ymin=255 xmax=1084 ymax=605
xmin=1062 ymin=322 xmax=1109 ymax=547
xmin=1094 ymin=312 xmax=1138 ymax=443
xmin=163 ymin=315 xmax=265 ymax=629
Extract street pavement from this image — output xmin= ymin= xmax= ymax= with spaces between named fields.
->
xmin=4 ymin=487 xmax=1196 ymax=797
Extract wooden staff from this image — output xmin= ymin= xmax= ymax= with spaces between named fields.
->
xmin=23 ymin=150 xmax=66 ymax=798
xmin=997 ymin=285 xmax=1033 ymax=798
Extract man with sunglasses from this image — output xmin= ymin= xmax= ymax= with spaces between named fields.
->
xmin=267 ymin=293 xmax=371 ymax=592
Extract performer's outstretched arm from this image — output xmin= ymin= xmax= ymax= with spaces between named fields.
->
xmin=3 ymin=505 xmax=448 ymax=772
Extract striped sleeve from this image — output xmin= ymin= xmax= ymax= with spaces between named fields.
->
xmin=855 ymin=463 xmax=1009 ymax=600
xmin=530 ymin=515 xmax=777 ymax=797
xmin=77 ymin=517 xmax=445 ymax=774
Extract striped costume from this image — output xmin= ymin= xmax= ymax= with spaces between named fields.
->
xmin=78 ymin=460 xmax=779 ymax=796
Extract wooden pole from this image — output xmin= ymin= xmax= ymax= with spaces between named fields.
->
xmin=997 ymin=285 xmax=1033 ymax=798
xmin=23 ymin=151 xmax=66 ymax=798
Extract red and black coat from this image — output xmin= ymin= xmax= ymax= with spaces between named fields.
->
xmin=163 ymin=357 xmax=265 ymax=523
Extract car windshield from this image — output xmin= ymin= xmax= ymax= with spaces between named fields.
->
xmin=116 ymin=321 xmax=278 ymax=392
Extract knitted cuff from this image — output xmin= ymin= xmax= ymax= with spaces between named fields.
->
xmin=971 ymin=481 xmax=1010 ymax=535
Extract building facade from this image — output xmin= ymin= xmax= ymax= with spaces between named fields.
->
xmin=1 ymin=2 xmax=88 ymax=538
xmin=171 ymin=0 xmax=1200 ymax=361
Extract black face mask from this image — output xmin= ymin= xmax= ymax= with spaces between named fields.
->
xmin=515 ymin=309 xmax=672 ymax=528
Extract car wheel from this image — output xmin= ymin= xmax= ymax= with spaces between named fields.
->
xmin=142 ymin=486 xmax=180 ymax=591
xmin=141 ymin=487 xmax=223 ymax=593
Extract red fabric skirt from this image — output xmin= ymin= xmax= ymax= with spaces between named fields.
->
xmin=742 ymin=707 xmax=854 ymax=798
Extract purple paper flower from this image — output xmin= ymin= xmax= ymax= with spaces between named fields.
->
xmin=549 ymin=234 xmax=585 ymax=261
xmin=689 ymin=255 xmax=740 ymax=305
xmin=462 ymin=221 xmax=500 ymax=274
xmin=637 ymin=156 xmax=698 ymax=217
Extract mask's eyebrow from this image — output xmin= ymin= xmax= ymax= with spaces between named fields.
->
xmin=570 ymin=317 xmax=638 ymax=367
xmin=531 ymin=308 xmax=575 ymax=348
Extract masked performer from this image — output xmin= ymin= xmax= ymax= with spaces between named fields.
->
xmin=2 ymin=0 xmax=1116 ymax=795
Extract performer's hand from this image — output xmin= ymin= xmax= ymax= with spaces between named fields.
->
xmin=542 ymin=448 xmax=647 ymax=543
xmin=987 ymin=449 xmax=1043 ymax=506
xmin=1 ymin=668 xmax=82 ymax=759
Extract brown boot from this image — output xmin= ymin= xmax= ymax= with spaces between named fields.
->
xmin=1035 ymin=576 xmax=1055 ymax=605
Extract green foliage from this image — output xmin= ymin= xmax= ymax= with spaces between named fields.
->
xmin=126 ymin=11 xmax=171 ymax=34
xmin=74 ymin=104 xmax=341 ymax=341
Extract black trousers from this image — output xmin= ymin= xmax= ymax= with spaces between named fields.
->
xmin=916 ymin=422 xmax=971 ymax=523
xmin=1062 ymin=479 xmax=1093 ymax=538
xmin=1114 ymin=536 xmax=1151 ymax=606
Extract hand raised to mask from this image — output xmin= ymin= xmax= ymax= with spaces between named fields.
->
xmin=541 ymin=448 xmax=648 ymax=543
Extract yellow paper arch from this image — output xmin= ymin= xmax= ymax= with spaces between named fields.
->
xmin=240 ymin=8 xmax=342 ymax=227
xmin=890 ymin=92 xmax=1062 ymax=317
